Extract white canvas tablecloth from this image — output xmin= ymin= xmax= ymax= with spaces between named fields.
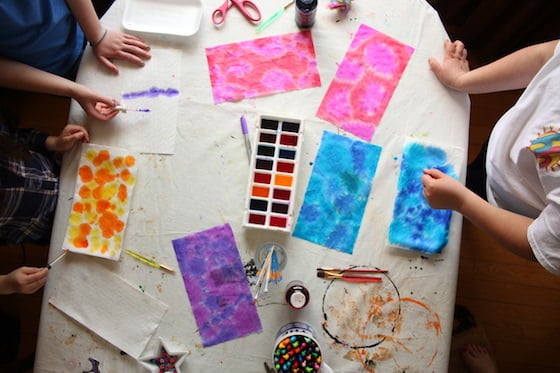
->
xmin=35 ymin=0 xmax=470 ymax=371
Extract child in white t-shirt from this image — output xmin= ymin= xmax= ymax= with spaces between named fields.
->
xmin=423 ymin=38 xmax=560 ymax=275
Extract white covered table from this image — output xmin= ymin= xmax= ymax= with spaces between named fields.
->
xmin=35 ymin=0 xmax=469 ymax=371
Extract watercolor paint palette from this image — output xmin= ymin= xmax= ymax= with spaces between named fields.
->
xmin=243 ymin=115 xmax=304 ymax=232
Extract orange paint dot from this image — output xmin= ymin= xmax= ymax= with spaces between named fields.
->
xmin=96 ymin=199 xmax=111 ymax=213
xmin=92 ymin=186 xmax=102 ymax=200
xmin=120 ymin=169 xmax=131 ymax=182
xmin=79 ymin=223 xmax=91 ymax=235
xmin=118 ymin=184 xmax=128 ymax=202
xmin=73 ymin=202 xmax=84 ymax=213
xmin=95 ymin=167 xmax=116 ymax=185
xmin=78 ymin=185 xmax=91 ymax=199
xmin=125 ymin=155 xmax=136 ymax=167
xmin=113 ymin=157 xmax=124 ymax=168
xmin=93 ymin=149 xmax=111 ymax=167
xmin=73 ymin=237 xmax=88 ymax=248
xmin=78 ymin=165 xmax=93 ymax=183
xmin=98 ymin=211 xmax=124 ymax=238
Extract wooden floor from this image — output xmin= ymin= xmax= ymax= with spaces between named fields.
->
xmin=2 ymin=78 xmax=560 ymax=373
xmin=457 ymin=91 xmax=560 ymax=372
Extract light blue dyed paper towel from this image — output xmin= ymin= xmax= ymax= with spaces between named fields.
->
xmin=388 ymin=141 xmax=458 ymax=254
xmin=293 ymin=131 xmax=382 ymax=254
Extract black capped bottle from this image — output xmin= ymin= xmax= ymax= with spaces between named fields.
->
xmin=285 ymin=280 xmax=310 ymax=309
xmin=295 ymin=0 xmax=317 ymax=28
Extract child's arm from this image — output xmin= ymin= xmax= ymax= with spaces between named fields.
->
xmin=0 ymin=267 xmax=48 ymax=295
xmin=421 ymin=169 xmax=535 ymax=260
xmin=45 ymin=124 xmax=90 ymax=153
xmin=66 ymin=0 xmax=151 ymax=74
xmin=429 ymin=39 xmax=559 ymax=94
xmin=0 ymin=56 xmax=118 ymax=121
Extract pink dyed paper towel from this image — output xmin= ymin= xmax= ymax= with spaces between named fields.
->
xmin=206 ymin=31 xmax=321 ymax=103
xmin=316 ymin=24 xmax=414 ymax=141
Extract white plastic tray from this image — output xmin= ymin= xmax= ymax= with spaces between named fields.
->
xmin=122 ymin=0 xmax=203 ymax=36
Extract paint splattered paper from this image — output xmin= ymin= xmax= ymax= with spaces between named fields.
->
xmin=316 ymin=24 xmax=414 ymax=141
xmin=84 ymin=48 xmax=181 ymax=154
xmin=293 ymin=131 xmax=382 ymax=254
xmin=172 ymin=224 xmax=262 ymax=347
xmin=206 ymin=31 xmax=321 ymax=103
xmin=388 ymin=141 xmax=458 ymax=254
xmin=49 ymin=258 xmax=168 ymax=359
xmin=63 ymin=144 xmax=138 ymax=260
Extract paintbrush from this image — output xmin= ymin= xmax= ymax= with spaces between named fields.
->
xmin=254 ymin=248 xmax=274 ymax=300
xmin=316 ymin=268 xmax=383 ymax=283
xmin=113 ymin=105 xmax=151 ymax=113
xmin=255 ymin=0 xmax=295 ymax=33
xmin=47 ymin=249 xmax=69 ymax=269
xmin=125 ymin=249 xmax=175 ymax=273
xmin=317 ymin=267 xmax=388 ymax=274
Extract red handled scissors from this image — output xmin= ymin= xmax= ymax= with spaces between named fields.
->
xmin=212 ymin=0 xmax=262 ymax=25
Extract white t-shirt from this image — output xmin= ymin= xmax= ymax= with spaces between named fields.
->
xmin=486 ymin=41 xmax=560 ymax=275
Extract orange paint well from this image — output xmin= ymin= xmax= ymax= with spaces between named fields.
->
xmin=252 ymin=185 xmax=270 ymax=198
xmin=274 ymin=174 xmax=293 ymax=187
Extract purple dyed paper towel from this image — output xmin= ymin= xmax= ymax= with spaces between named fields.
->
xmin=172 ymin=223 xmax=262 ymax=347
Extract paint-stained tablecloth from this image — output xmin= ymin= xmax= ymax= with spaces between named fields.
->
xmin=35 ymin=0 xmax=470 ymax=371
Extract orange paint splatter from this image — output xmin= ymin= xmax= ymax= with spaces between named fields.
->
xmin=72 ymin=223 xmax=92 ymax=248
xmin=400 ymin=297 xmax=441 ymax=334
xmin=73 ymin=202 xmax=84 ymax=213
xmin=96 ymin=199 xmax=111 ymax=213
xmin=99 ymin=211 xmax=124 ymax=238
xmin=94 ymin=167 xmax=116 ymax=185
xmin=78 ymin=165 xmax=93 ymax=182
xmin=118 ymin=184 xmax=127 ymax=202
xmin=113 ymin=156 xmax=124 ymax=168
xmin=93 ymin=149 xmax=111 ymax=166
xmin=120 ymin=168 xmax=132 ymax=182
xmin=78 ymin=185 xmax=91 ymax=199
xmin=125 ymin=155 xmax=136 ymax=167
xmin=73 ymin=237 xmax=89 ymax=248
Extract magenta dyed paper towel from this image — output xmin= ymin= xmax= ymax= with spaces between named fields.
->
xmin=316 ymin=24 xmax=414 ymax=141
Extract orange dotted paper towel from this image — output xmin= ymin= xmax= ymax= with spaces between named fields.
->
xmin=63 ymin=144 xmax=138 ymax=260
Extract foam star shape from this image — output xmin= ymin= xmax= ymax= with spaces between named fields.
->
xmin=140 ymin=337 xmax=189 ymax=373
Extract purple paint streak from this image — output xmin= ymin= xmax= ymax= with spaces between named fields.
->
xmin=122 ymin=87 xmax=179 ymax=100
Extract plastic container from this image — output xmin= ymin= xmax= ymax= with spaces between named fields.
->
xmin=272 ymin=322 xmax=322 ymax=373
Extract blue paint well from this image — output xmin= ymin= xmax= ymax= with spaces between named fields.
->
xmin=388 ymin=142 xmax=457 ymax=254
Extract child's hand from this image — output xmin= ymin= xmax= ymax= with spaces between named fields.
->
xmin=45 ymin=124 xmax=90 ymax=152
xmin=73 ymin=84 xmax=120 ymax=121
xmin=0 ymin=267 xmax=48 ymax=295
xmin=421 ymin=168 xmax=468 ymax=211
xmin=428 ymin=40 xmax=471 ymax=90
xmin=92 ymin=29 xmax=151 ymax=74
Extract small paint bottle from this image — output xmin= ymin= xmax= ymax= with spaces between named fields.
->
xmin=295 ymin=0 xmax=318 ymax=28
xmin=285 ymin=280 xmax=310 ymax=309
